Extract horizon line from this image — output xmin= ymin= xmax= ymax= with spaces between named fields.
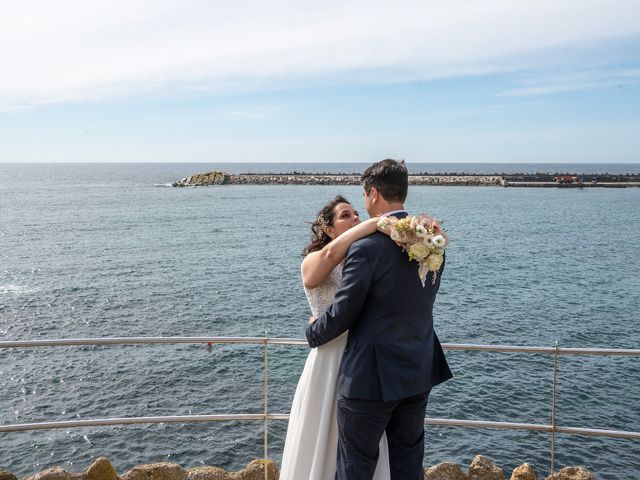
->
xmin=1 ymin=160 xmax=639 ymax=165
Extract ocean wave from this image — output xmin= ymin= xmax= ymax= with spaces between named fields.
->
xmin=0 ymin=284 xmax=33 ymax=295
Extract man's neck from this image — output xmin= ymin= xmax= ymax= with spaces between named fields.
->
xmin=374 ymin=203 xmax=404 ymax=216
xmin=385 ymin=208 xmax=406 ymax=216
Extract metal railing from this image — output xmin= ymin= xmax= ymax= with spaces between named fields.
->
xmin=1 ymin=336 xmax=639 ymax=475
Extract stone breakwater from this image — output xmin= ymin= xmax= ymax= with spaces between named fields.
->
xmin=0 ymin=455 xmax=595 ymax=480
xmin=171 ymin=170 xmax=640 ymax=188
xmin=171 ymin=171 xmax=502 ymax=187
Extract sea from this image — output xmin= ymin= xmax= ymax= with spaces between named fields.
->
xmin=1 ymin=162 xmax=639 ymax=479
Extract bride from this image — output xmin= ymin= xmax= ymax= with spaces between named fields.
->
xmin=280 ymin=195 xmax=391 ymax=480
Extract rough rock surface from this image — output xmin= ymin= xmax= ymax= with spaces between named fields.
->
xmin=185 ymin=466 xmax=230 ymax=480
xmin=172 ymin=171 xmax=228 ymax=187
xmin=87 ymin=458 xmax=117 ymax=480
xmin=120 ymin=463 xmax=186 ymax=480
xmin=0 ymin=471 xmax=18 ymax=480
xmin=544 ymin=467 xmax=593 ymax=480
xmin=468 ymin=455 xmax=504 ymax=480
xmin=511 ymin=463 xmax=537 ymax=480
xmin=228 ymin=460 xmax=278 ymax=480
xmin=25 ymin=467 xmax=71 ymax=480
xmin=424 ymin=462 xmax=468 ymax=479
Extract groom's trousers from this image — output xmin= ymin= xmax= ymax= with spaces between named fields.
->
xmin=335 ymin=390 xmax=430 ymax=480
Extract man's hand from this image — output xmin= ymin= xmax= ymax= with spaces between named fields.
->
xmin=308 ymin=315 xmax=316 ymax=325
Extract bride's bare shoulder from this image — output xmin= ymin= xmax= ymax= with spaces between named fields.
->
xmin=301 ymin=250 xmax=321 ymax=269
xmin=301 ymin=251 xmax=323 ymax=286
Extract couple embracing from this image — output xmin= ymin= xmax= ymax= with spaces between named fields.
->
xmin=280 ymin=159 xmax=453 ymax=480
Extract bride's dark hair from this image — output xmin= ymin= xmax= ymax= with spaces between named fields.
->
xmin=303 ymin=195 xmax=351 ymax=256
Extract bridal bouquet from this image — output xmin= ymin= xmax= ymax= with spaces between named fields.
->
xmin=377 ymin=214 xmax=448 ymax=287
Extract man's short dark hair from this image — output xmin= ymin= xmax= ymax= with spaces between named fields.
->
xmin=361 ymin=159 xmax=408 ymax=203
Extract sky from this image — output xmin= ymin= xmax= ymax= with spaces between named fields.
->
xmin=1 ymin=0 xmax=639 ymax=163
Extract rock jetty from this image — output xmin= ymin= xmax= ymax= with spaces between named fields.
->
xmin=6 ymin=454 xmax=596 ymax=480
xmin=172 ymin=170 xmax=640 ymax=188
xmin=171 ymin=171 xmax=502 ymax=187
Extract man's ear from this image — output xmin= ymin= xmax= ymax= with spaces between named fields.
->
xmin=370 ymin=187 xmax=379 ymax=204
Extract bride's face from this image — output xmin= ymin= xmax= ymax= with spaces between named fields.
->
xmin=325 ymin=203 xmax=361 ymax=239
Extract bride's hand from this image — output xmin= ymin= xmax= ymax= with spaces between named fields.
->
xmin=308 ymin=315 xmax=316 ymax=325
xmin=377 ymin=215 xmax=414 ymax=236
xmin=376 ymin=216 xmax=392 ymax=236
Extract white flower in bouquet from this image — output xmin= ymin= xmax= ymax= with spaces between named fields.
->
xmin=415 ymin=224 xmax=428 ymax=238
xmin=433 ymin=234 xmax=447 ymax=248
xmin=423 ymin=236 xmax=435 ymax=247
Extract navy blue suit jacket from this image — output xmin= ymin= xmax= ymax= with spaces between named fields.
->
xmin=306 ymin=213 xmax=452 ymax=402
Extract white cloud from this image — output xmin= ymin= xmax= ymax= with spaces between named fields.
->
xmin=225 ymin=104 xmax=285 ymax=120
xmin=1 ymin=0 xmax=639 ymax=108
xmin=500 ymin=68 xmax=640 ymax=96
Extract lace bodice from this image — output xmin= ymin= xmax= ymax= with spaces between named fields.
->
xmin=303 ymin=263 xmax=343 ymax=318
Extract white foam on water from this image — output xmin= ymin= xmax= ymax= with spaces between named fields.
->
xmin=0 ymin=284 xmax=33 ymax=295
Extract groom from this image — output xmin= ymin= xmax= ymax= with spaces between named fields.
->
xmin=306 ymin=159 xmax=452 ymax=480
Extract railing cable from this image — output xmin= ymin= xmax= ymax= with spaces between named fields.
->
xmin=1 ymin=335 xmax=639 ymax=464
xmin=550 ymin=340 xmax=559 ymax=475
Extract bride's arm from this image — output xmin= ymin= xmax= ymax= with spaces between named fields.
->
xmin=301 ymin=217 xmax=380 ymax=289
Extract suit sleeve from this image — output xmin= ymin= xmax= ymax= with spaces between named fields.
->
xmin=305 ymin=241 xmax=373 ymax=348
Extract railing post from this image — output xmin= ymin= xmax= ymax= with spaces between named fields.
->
xmin=263 ymin=334 xmax=269 ymax=480
xmin=550 ymin=339 xmax=559 ymax=475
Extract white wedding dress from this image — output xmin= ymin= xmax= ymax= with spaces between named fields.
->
xmin=280 ymin=264 xmax=390 ymax=480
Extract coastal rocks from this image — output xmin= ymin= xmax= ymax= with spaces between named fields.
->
xmin=171 ymin=170 xmax=639 ymax=187
xmin=8 ymin=458 xmax=594 ymax=480
xmin=117 ymin=461 xmax=279 ymax=480
xmin=422 ymin=456 xmax=510 ymax=480
xmin=409 ymin=175 xmax=502 ymax=186
xmin=171 ymin=171 xmax=504 ymax=187
xmin=231 ymin=174 xmax=362 ymax=186
xmin=172 ymin=171 xmax=228 ymax=187
xmin=421 ymin=459 xmax=590 ymax=480
xmin=424 ymin=462 xmax=468 ymax=479
xmin=177 ymin=172 xmax=365 ymax=186
xmin=468 ymin=455 xmax=504 ymax=480
xmin=183 ymin=460 xmax=279 ymax=480
xmin=0 ymin=471 xmax=17 ymax=480
xmin=87 ymin=458 xmax=117 ymax=480
xmin=511 ymin=463 xmax=537 ymax=480
xmin=229 ymin=460 xmax=278 ymax=480
xmin=8 ymin=460 xmax=280 ymax=480
xmin=185 ymin=466 xmax=229 ymax=480
xmin=24 ymin=467 xmax=74 ymax=480
xmin=544 ymin=467 xmax=593 ymax=480
xmin=120 ymin=463 xmax=186 ymax=480
xmin=424 ymin=455 xmax=544 ymax=480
